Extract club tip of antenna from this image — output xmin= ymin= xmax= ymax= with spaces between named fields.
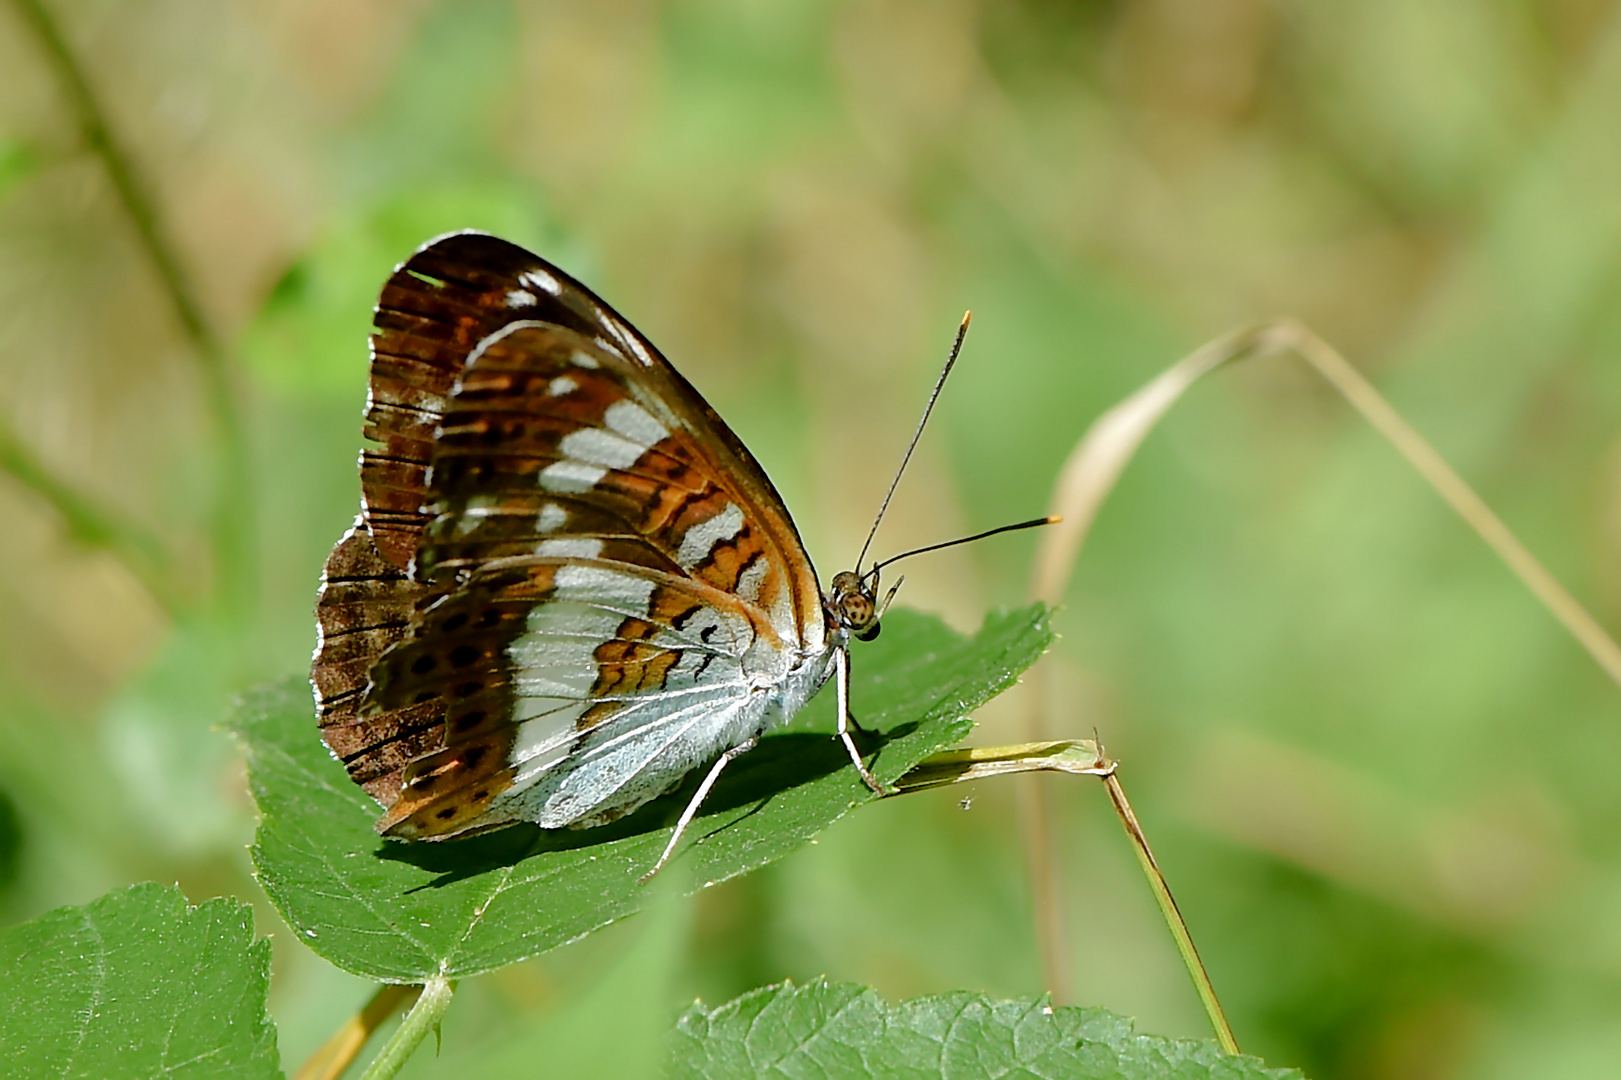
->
xmin=960 ymin=310 xmax=972 ymax=328
xmin=1045 ymin=514 xmax=1062 ymax=524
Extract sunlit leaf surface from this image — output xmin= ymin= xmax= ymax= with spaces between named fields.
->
xmin=0 ymin=883 xmax=279 ymax=1080
xmin=671 ymin=979 xmax=1305 ymax=1080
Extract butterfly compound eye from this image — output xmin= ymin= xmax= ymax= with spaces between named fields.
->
xmin=828 ymin=570 xmax=881 ymax=641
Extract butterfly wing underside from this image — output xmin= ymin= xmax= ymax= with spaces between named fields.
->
xmin=312 ymin=232 xmax=831 ymax=839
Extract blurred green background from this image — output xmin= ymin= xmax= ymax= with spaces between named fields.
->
xmin=4 ymin=1 xmax=1621 ymax=1077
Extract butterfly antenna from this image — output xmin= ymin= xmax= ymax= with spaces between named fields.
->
xmin=854 ymin=311 xmax=973 ymax=574
xmin=868 ymin=515 xmax=1059 ymax=578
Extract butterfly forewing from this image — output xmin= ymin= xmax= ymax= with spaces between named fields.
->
xmin=363 ymin=232 xmax=670 ymax=569
xmin=324 ymin=232 xmax=836 ymax=840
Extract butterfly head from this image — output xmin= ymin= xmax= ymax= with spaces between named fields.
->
xmin=827 ymin=570 xmax=884 ymax=642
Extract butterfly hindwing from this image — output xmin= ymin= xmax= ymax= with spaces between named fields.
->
xmin=365 ymin=559 xmax=775 ymax=837
xmin=311 ymin=521 xmax=443 ymax=805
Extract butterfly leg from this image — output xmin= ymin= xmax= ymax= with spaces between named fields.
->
xmin=836 ymin=646 xmax=889 ymax=796
xmin=640 ymin=734 xmax=761 ymax=884
xmin=844 ymin=709 xmax=879 ymax=740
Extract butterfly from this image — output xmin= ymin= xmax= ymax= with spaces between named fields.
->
xmin=311 ymin=231 xmax=1042 ymax=879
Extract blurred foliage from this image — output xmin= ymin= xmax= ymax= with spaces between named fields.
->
xmin=2 ymin=1 xmax=1621 ymax=1078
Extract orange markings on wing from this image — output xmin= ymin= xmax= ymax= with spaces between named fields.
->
xmin=652 ymin=587 xmax=706 ymax=628
xmin=701 ymin=527 xmax=768 ymax=595
xmin=318 ymin=234 xmax=834 ymax=840
xmin=588 ymin=630 xmax=680 ymax=698
xmin=575 ymin=586 xmax=713 ymax=731
xmin=375 ymin=734 xmax=518 ymax=838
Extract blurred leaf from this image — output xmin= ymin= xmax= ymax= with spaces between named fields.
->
xmin=0 ymin=785 xmax=19 ymax=898
xmin=0 ymin=883 xmax=279 ymax=1080
xmin=670 ymin=979 xmax=1305 ymax=1080
xmin=241 ymin=184 xmax=565 ymax=398
xmin=418 ymin=884 xmax=692 ymax=1080
xmin=0 ymin=140 xmax=40 ymax=199
xmin=98 ymin=621 xmax=252 ymax=857
xmin=239 ymin=605 xmax=1051 ymax=982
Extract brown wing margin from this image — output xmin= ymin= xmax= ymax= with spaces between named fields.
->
xmin=312 ymin=519 xmax=442 ymax=806
xmin=364 ymin=233 xmax=549 ymax=568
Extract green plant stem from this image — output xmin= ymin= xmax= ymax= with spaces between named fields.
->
xmin=1100 ymin=770 xmax=1239 ymax=1055
xmin=12 ymin=0 xmax=254 ymax=623
xmin=358 ymin=976 xmax=454 ymax=1080
xmin=294 ymin=984 xmax=420 ymax=1080
xmin=892 ymin=743 xmax=1240 ymax=1054
xmin=0 ymin=414 xmax=183 ymax=615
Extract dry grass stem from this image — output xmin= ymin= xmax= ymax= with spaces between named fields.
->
xmin=895 ymin=741 xmax=1239 ymax=1052
xmin=1029 ymin=323 xmax=1273 ymax=606
xmin=1015 ymin=324 xmax=1271 ymax=1004
xmin=292 ymin=984 xmax=421 ymax=1080
xmin=1012 ymin=315 xmax=1621 ymax=1047
xmin=1099 ymin=762 xmax=1240 ymax=1055
xmin=1269 ymin=319 xmax=1621 ymax=690
xmin=889 ymin=740 xmax=1110 ymax=792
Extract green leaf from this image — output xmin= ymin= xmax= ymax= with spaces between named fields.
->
xmin=241 ymin=184 xmax=567 ymax=398
xmin=239 ymin=605 xmax=1051 ymax=982
xmin=0 ymin=883 xmax=280 ymax=1080
xmin=0 ymin=139 xmax=40 ymax=199
xmin=670 ymin=980 xmax=1307 ymax=1080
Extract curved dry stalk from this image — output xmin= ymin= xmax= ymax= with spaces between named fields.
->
xmin=886 ymin=740 xmax=1110 ymax=792
xmin=1098 ymin=765 xmax=1239 ymax=1055
xmin=1270 ymin=319 xmax=1621 ymax=688
xmin=1031 ymin=315 xmax=1621 ymax=694
xmin=1014 ymin=315 xmax=1621 ymax=1036
xmin=1016 ymin=323 xmax=1279 ymax=1004
xmin=1029 ymin=323 xmax=1279 ymax=605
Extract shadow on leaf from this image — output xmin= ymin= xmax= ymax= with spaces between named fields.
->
xmin=374 ymin=723 xmax=915 ymax=889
